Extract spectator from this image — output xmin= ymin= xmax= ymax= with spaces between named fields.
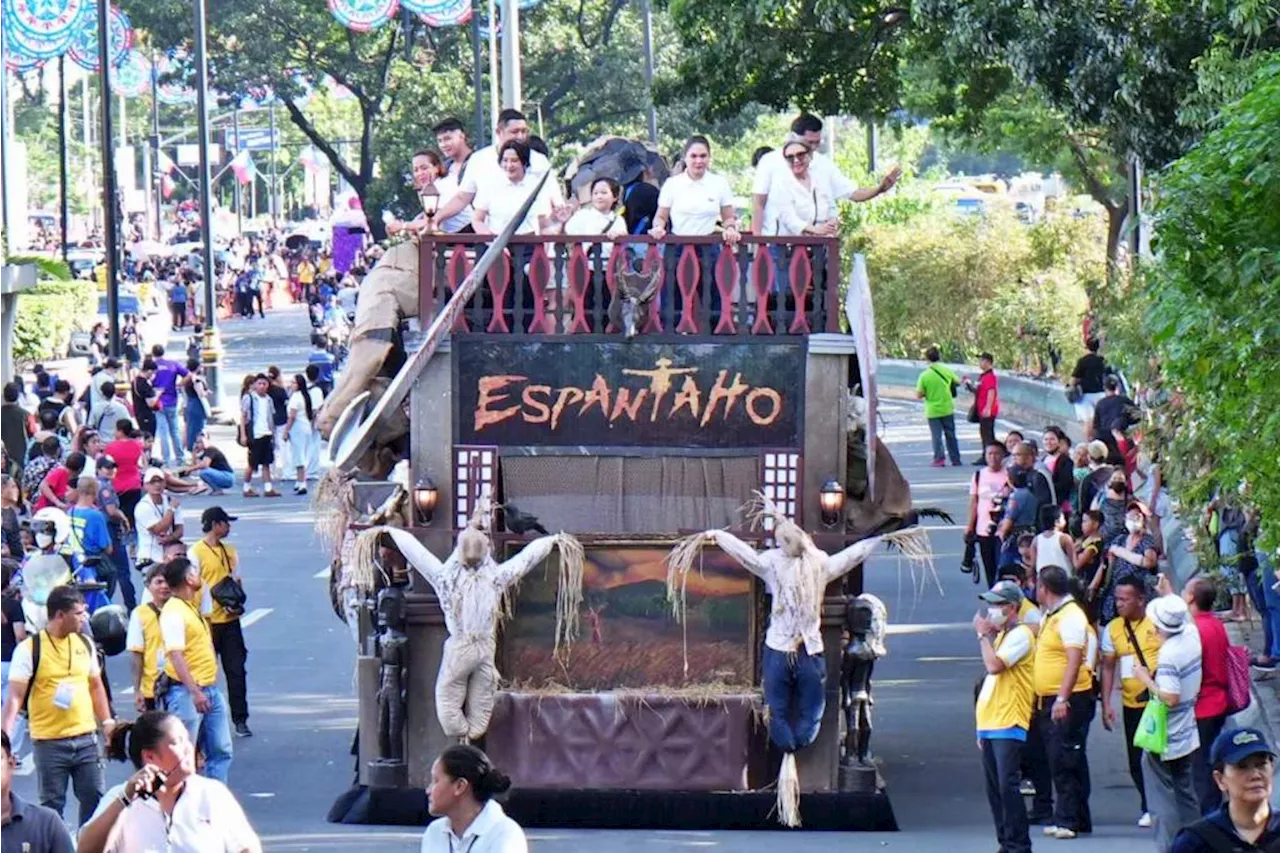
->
xmin=1032 ymin=506 xmax=1075 ymax=576
xmin=1077 ymin=440 xmax=1116 ymax=527
xmin=422 ymin=744 xmax=523 ymax=853
xmin=67 ymin=477 xmax=113 ymax=594
xmin=1170 ymin=727 xmax=1280 ymax=853
xmin=2 ymin=383 xmax=29 ymax=480
xmin=0 ymin=586 xmax=113 ymax=826
xmin=92 ymin=381 xmax=132 ymax=436
xmin=33 ymin=451 xmax=84 ymax=513
xmin=963 ymin=353 xmax=1000 ymax=462
xmin=973 ymin=580 xmax=1038 ymax=853
xmin=159 ymin=558 xmax=234 ymax=783
xmin=1100 ymin=576 xmax=1161 ymax=827
xmin=387 ymin=149 xmax=446 ymax=237
xmin=73 ymin=428 xmax=104 ymax=480
xmin=966 ymin=443 xmax=1011 ymax=587
xmin=185 ymin=433 xmax=235 ymax=495
xmin=21 ymin=437 xmax=62 ymax=506
xmin=93 ymin=456 xmax=136 ymax=611
xmin=240 ymin=374 xmax=279 ymax=498
xmin=78 ymin=711 xmax=260 ymax=853
xmin=1208 ymin=486 xmax=1251 ymax=623
xmin=751 ymin=113 xmax=899 ymax=238
xmin=620 ymin=161 xmax=660 ymax=240
xmin=1041 ymin=427 xmax=1075 ymax=514
xmin=1069 ymin=337 xmax=1108 ymax=436
xmin=1133 ymin=594 xmax=1202 ymax=852
xmin=563 ymin=177 xmax=628 ymax=249
xmin=1098 ymin=502 xmax=1160 ymax=625
xmin=1096 ymin=471 xmax=1131 ymax=543
xmin=149 ymin=345 xmax=189 ymax=468
xmin=0 ymin=730 xmax=75 ymax=853
xmin=134 ymin=468 xmax=183 ymax=574
xmin=1010 ymin=441 xmax=1057 ymax=515
xmin=433 ymin=118 xmax=477 ymax=234
xmin=104 ymin=420 xmax=146 ymax=527
xmin=472 ymin=140 xmax=560 ymax=236
xmin=181 ymin=360 xmax=210 ymax=458
xmin=191 ymin=508 xmax=251 ymax=738
xmin=1075 ymin=510 xmax=1107 ymax=611
xmin=37 ymin=380 xmax=77 ymax=437
xmin=650 ymin=136 xmax=740 ymax=247
xmin=126 ymin=565 xmax=170 ymax=712
xmin=121 ymin=314 xmax=141 ymax=365
xmin=169 ymin=277 xmax=189 ymax=329
xmin=87 ymin=359 xmax=122 ymax=427
xmin=1184 ymin=576 xmax=1231 ymax=815
xmin=1093 ymin=376 xmax=1139 ymax=463
xmin=768 ymin=135 xmax=838 ymax=238
xmin=1031 ymin=565 xmax=1098 ymax=840
xmin=434 ymin=108 xmax=555 ymax=230
xmin=307 ymin=335 xmax=336 ymax=396
xmin=915 ymin=346 xmax=962 ymax=468
xmin=130 ymin=359 xmax=159 ymax=439
xmin=284 ymin=374 xmax=321 ymax=495
xmin=1 ymin=477 xmax=22 ymax=558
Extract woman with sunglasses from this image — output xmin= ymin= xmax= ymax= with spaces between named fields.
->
xmin=76 ymin=710 xmax=261 ymax=853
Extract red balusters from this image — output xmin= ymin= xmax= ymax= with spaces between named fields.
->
xmin=485 ymin=250 xmax=511 ymax=334
xmin=751 ymin=246 xmax=776 ymax=335
xmin=565 ymin=244 xmax=592 ymax=334
xmin=788 ymin=247 xmax=813 ymax=334
xmin=675 ymin=244 xmax=702 ymax=334
xmin=714 ymin=246 xmax=739 ymax=334
xmin=527 ymin=244 xmax=553 ymax=333
xmin=446 ymin=246 xmax=472 ymax=333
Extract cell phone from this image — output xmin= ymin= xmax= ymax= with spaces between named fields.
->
xmin=138 ymin=770 xmax=168 ymax=800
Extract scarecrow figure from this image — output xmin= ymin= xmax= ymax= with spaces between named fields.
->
xmin=353 ymin=496 xmax=584 ymax=741
xmin=667 ymin=493 xmax=933 ymax=826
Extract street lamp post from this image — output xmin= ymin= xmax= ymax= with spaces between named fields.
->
xmin=470 ymin=0 xmax=485 ymax=144
xmin=97 ymin=0 xmax=122 ymax=357
xmin=641 ymin=0 xmax=657 ymax=144
xmin=193 ymin=0 xmax=222 ymax=408
xmin=500 ymin=0 xmax=521 ymax=109
xmin=59 ymin=58 xmax=71 ymax=262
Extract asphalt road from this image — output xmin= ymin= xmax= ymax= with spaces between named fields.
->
xmin=14 ymin=305 xmax=1149 ymax=851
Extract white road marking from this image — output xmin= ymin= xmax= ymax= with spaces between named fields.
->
xmin=313 ymin=566 xmax=331 ymax=579
xmin=240 ymin=608 xmax=274 ymax=628
xmin=886 ymin=621 xmax=974 ymax=635
xmin=119 ymin=686 xmax=134 ymax=696
xmin=916 ymin=656 xmax=983 ymax=663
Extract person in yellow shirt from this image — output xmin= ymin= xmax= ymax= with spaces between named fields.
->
xmin=1033 ymin=564 xmax=1099 ymax=840
xmin=126 ymin=565 xmax=172 ymax=712
xmin=0 ymin=586 xmax=114 ymax=826
xmin=1100 ymin=575 xmax=1161 ymax=828
xmin=974 ymin=581 xmax=1037 ymax=853
xmin=190 ymin=506 xmax=250 ymax=737
xmin=160 ymin=558 xmax=233 ymax=783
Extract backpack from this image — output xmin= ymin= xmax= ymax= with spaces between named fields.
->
xmin=21 ymin=631 xmax=96 ymax=713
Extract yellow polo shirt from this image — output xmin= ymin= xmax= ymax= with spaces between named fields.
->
xmin=160 ymin=597 xmax=219 ymax=687
xmin=976 ymin=624 xmax=1037 ymax=735
xmin=1034 ymin=598 xmax=1097 ymax=697
xmin=127 ymin=603 xmax=166 ymax=699
xmin=1103 ymin=616 xmax=1163 ymax=709
xmin=13 ymin=631 xmax=99 ymax=741
xmin=190 ymin=539 xmax=239 ymax=625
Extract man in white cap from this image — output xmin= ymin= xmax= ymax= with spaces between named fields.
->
xmin=1134 ymin=592 xmax=1203 ymax=852
xmin=133 ymin=468 xmax=183 ymax=573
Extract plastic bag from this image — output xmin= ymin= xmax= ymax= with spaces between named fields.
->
xmin=1133 ymin=697 xmax=1168 ymax=754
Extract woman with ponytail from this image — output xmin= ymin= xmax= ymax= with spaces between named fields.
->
xmin=283 ymin=373 xmax=322 ymax=495
xmin=421 ymin=744 xmax=525 ymax=853
xmin=76 ymin=711 xmax=260 ymax=853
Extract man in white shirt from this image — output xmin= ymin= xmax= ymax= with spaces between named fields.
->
xmin=750 ymin=114 xmax=901 ymax=235
xmin=431 ymin=109 xmax=560 ymax=226
xmin=433 ymin=117 xmax=477 ymax=234
xmin=134 ymin=468 xmax=183 ymax=570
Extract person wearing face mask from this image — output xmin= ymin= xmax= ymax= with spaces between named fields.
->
xmin=158 ymin=558 xmax=233 ymax=783
xmin=1098 ymin=503 xmax=1160 ymax=625
xmin=1133 ymin=594 xmax=1203 ymax=852
xmin=974 ymin=580 xmax=1037 ymax=853
xmin=1170 ymin=727 xmax=1280 ymax=853
xmin=75 ymin=710 xmax=260 ymax=853
xmin=352 ymin=497 xmax=580 ymax=742
xmin=1100 ymin=576 xmax=1161 ymax=828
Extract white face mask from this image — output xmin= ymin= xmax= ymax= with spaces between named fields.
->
xmin=1126 ymin=518 xmax=1144 ymax=533
xmin=987 ymin=607 xmax=1009 ymax=627
xmin=35 ymin=532 xmax=54 ymax=549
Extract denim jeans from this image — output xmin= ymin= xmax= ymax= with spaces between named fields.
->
xmin=982 ymin=737 xmax=1031 ymax=853
xmin=1261 ymin=550 xmax=1280 ymax=660
xmin=33 ymin=732 xmax=104 ymax=826
xmin=761 ymin=646 xmax=826 ymax=753
xmin=184 ymin=398 xmax=207 ymax=452
xmin=165 ymin=683 xmax=234 ymax=783
xmin=155 ymin=404 xmax=183 ymax=465
xmin=0 ymin=662 xmax=27 ymax=757
xmin=927 ymin=413 xmax=962 ymax=464
xmin=197 ymin=468 xmax=235 ymax=491
xmin=108 ymin=532 xmax=137 ymax=611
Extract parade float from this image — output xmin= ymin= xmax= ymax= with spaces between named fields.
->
xmin=320 ymin=181 xmax=938 ymax=830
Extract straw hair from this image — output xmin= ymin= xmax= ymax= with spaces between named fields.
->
xmin=664 ymin=531 xmax=710 ymax=678
xmin=551 ymin=533 xmax=586 ymax=662
xmin=777 ymin=752 xmax=802 ymax=827
xmin=313 ymin=469 xmax=357 ymax=557
xmin=349 ymin=526 xmax=390 ymax=593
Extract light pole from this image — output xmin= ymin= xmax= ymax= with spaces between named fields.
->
xmin=98 ymin=0 xmax=122 ymax=357
xmin=470 ymin=0 xmax=485 ymax=144
xmin=193 ymin=0 xmax=222 ymax=408
xmin=641 ymin=0 xmax=657 ymax=144
xmin=59 ymin=58 xmax=71 ymax=261
xmin=500 ymin=0 xmax=521 ymax=109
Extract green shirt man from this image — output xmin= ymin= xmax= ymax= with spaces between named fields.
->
xmin=916 ymin=359 xmax=959 ymax=419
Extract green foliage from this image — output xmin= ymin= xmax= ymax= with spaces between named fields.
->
xmin=1139 ymin=56 xmax=1280 ymax=549
xmin=5 ymin=255 xmax=73 ymax=281
xmin=852 ymin=207 xmax=1097 ymax=366
xmin=12 ymin=280 xmax=97 ymax=363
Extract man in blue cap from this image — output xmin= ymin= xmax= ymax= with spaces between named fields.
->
xmin=1171 ymin=726 xmax=1280 ymax=852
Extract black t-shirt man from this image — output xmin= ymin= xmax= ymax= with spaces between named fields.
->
xmin=622 ymin=181 xmax=660 ymax=235
xmin=267 ymin=384 xmax=289 ymax=427
xmin=1072 ymin=353 xmax=1108 ymax=393
xmin=132 ymin=375 xmax=157 ymax=434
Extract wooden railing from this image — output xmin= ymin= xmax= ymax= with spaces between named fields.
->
xmin=416 ymin=234 xmax=841 ymax=337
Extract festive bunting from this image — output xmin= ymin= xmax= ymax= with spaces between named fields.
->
xmin=66 ymin=4 xmax=132 ymax=72
xmin=110 ymin=50 xmax=150 ymax=97
xmin=155 ymin=52 xmax=198 ymax=106
xmin=327 ymin=0 xmax=400 ymax=32
xmin=421 ymin=0 xmax=471 ymax=27
xmin=5 ymin=0 xmax=92 ymax=43
xmin=3 ymin=5 xmax=77 ymax=60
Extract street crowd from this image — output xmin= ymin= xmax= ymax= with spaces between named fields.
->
xmin=913 ymin=344 xmax=1279 ymax=852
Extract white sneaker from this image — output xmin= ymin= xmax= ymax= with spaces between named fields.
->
xmin=1042 ymin=826 xmax=1060 ymax=837
xmin=1138 ymin=812 xmax=1152 ymax=828
xmin=1051 ymin=828 xmax=1077 ymax=840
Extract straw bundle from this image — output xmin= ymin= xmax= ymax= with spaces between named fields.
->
xmin=776 ymin=752 xmax=802 ymax=828
xmin=664 ymin=531 xmax=711 ymax=678
xmin=313 ymin=469 xmax=357 ymax=557
xmin=551 ymin=533 xmax=586 ymax=663
xmin=349 ymin=526 xmax=392 ymax=594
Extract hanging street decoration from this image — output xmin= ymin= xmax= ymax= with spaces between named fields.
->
xmin=5 ymin=0 xmax=92 ymax=43
xmin=3 ymin=4 xmax=77 ymax=60
xmin=66 ymin=4 xmax=132 ymax=72
xmin=155 ymin=51 xmax=198 ymax=105
xmin=111 ymin=50 xmax=150 ymax=97
xmin=327 ymin=0 xmax=400 ymax=32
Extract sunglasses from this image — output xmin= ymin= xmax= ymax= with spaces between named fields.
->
xmin=784 ymin=151 xmax=810 ymax=163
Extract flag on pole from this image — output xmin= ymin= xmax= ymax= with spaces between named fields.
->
xmin=230 ymin=149 xmax=255 ymax=184
xmin=157 ymin=149 xmax=177 ymax=175
xmin=160 ymin=174 xmax=175 ymax=199
xmin=298 ymin=146 xmax=325 ymax=174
